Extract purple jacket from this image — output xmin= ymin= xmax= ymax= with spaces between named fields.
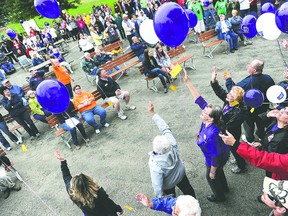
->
xmin=152 ymin=196 xmax=176 ymax=215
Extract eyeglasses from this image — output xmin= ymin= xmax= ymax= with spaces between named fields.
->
xmin=74 ymin=87 xmax=81 ymax=90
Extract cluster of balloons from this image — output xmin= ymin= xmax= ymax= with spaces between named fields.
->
xmin=243 ymin=85 xmax=287 ymax=108
xmin=36 ymin=80 xmax=70 ymax=114
xmin=139 ymin=2 xmax=198 ymax=47
xmin=241 ymin=2 xmax=288 ymax=40
xmin=34 ymin=0 xmax=60 ymax=19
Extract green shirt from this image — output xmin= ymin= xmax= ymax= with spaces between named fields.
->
xmin=191 ymin=2 xmax=204 ymax=21
xmin=215 ymin=1 xmax=227 ymax=16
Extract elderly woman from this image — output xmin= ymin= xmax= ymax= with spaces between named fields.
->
xmin=55 ymin=151 xmax=123 ymax=215
xmin=27 ymin=90 xmax=51 ymax=124
xmin=211 ymin=67 xmax=248 ymax=174
xmin=78 ymin=33 xmax=95 ymax=53
xmin=184 ymin=74 xmax=230 ymax=202
xmin=148 ymin=101 xmax=196 ymax=198
xmin=143 ymin=49 xmax=172 ymax=94
xmin=154 ymin=44 xmax=174 ymax=73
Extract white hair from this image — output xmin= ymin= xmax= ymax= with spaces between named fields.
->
xmin=152 ymin=135 xmax=171 ymax=154
xmin=176 ymin=195 xmax=201 ymax=216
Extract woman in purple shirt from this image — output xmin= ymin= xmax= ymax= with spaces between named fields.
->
xmin=184 ymin=74 xmax=230 ymax=202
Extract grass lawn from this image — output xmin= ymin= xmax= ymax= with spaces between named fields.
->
xmin=3 ymin=0 xmax=114 ymax=36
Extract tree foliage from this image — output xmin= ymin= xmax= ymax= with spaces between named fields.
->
xmin=3 ymin=0 xmax=81 ymax=23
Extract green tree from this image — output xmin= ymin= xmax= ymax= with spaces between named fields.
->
xmin=4 ymin=0 xmax=81 ymax=22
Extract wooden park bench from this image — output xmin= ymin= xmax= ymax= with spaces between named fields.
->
xmin=138 ymin=45 xmax=194 ymax=92
xmin=100 ymin=40 xmax=123 ymax=54
xmin=46 ymin=90 xmax=109 ymax=149
xmin=102 ymin=51 xmax=141 ymax=80
xmin=199 ymin=29 xmax=226 ymax=59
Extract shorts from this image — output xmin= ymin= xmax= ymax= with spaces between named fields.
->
xmin=104 ymin=90 xmax=128 ymax=104
xmin=194 ymin=20 xmax=205 ymax=33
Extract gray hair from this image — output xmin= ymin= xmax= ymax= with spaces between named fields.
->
xmin=152 ymin=135 xmax=171 ymax=154
xmin=176 ymin=195 xmax=202 ymax=216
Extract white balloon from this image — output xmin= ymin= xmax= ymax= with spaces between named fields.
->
xmin=266 ymin=85 xmax=287 ymax=103
xmin=256 ymin=13 xmax=281 ymax=40
xmin=139 ymin=19 xmax=159 ymax=44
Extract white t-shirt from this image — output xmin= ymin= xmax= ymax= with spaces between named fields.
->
xmin=240 ymin=0 xmax=250 ymax=10
xmin=221 ymin=21 xmax=229 ymax=33
xmin=79 ymin=38 xmax=94 ymax=52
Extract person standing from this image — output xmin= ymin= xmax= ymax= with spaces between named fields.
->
xmin=55 ymin=151 xmax=123 ymax=215
xmin=147 ymin=101 xmax=196 ymax=198
xmin=184 ymin=74 xmax=230 ymax=202
xmin=122 ymin=14 xmax=135 ymax=45
xmin=224 ymin=59 xmax=275 ymax=142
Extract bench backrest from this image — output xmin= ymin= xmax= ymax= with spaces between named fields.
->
xmin=199 ymin=29 xmax=218 ymax=42
xmin=91 ymin=90 xmax=102 ymax=101
xmin=100 ymin=41 xmax=123 ymax=53
xmin=102 ymin=51 xmax=136 ymax=71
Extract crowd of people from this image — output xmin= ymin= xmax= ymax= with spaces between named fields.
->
xmin=1 ymin=0 xmax=288 ymax=215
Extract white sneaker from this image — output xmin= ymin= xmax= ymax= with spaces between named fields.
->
xmin=125 ymin=105 xmax=136 ymax=111
xmin=118 ymin=113 xmax=127 ymax=120
xmin=104 ymin=123 xmax=110 ymax=127
xmin=16 ymin=136 xmax=22 ymax=144
xmin=6 ymin=147 xmax=12 ymax=151
xmin=95 ymin=129 xmax=100 ymax=134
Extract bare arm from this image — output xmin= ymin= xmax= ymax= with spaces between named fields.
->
xmin=183 ymin=72 xmax=201 ymax=100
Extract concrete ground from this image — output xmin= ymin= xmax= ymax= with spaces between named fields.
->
xmin=0 ymin=33 xmax=286 ymax=216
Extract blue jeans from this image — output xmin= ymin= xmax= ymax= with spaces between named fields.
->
xmin=0 ymin=121 xmax=18 ymax=148
xmin=204 ymin=8 xmax=216 ymax=29
xmin=33 ymin=110 xmax=52 ymax=124
xmin=146 ymin=68 xmax=170 ymax=88
xmin=61 ymin=121 xmax=88 ymax=145
xmin=1 ymin=62 xmax=15 ymax=73
xmin=138 ymin=54 xmax=144 ymax=63
xmin=81 ymin=105 xmax=107 ymax=130
xmin=89 ymin=67 xmax=98 ymax=76
xmin=224 ymin=32 xmax=238 ymax=51
xmin=107 ymin=66 xmax=121 ymax=75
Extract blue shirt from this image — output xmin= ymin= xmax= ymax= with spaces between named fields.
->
xmin=195 ymin=96 xmax=230 ymax=167
xmin=152 ymin=196 xmax=176 ymax=215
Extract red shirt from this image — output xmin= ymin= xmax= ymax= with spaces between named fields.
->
xmin=237 ymin=142 xmax=288 ymax=180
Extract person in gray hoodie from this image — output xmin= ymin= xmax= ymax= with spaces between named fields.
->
xmin=148 ymin=101 xmax=196 ymax=198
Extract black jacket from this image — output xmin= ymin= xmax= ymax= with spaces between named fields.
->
xmin=143 ymin=56 xmax=161 ymax=76
xmin=61 ymin=160 xmax=122 ymax=216
xmin=55 ymin=102 xmax=77 ymax=124
xmin=211 ymin=80 xmax=249 ymax=141
xmin=97 ymin=77 xmax=120 ymax=99
xmin=261 ymin=120 xmax=288 ymax=154
xmin=2 ymin=94 xmax=26 ymax=117
xmin=93 ymin=53 xmax=112 ymax=67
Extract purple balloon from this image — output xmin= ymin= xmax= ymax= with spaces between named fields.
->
xmin=275 ymin=2 xmax=288 ymax=34
xmin=20 ymin=20 xmax=24 ymax=24
xmin=6 ymin=29 xmax=17 ymax=39
xmin=241 ymin=15 xmax=257 ymax=38
xmin=261 ymin=3 xmax=275 ymax=14
xmin=36 ymin=80 xmax=70 ymax=114
xmin=244 ymin=88 xmax=264 ymax=108
xmin=186 ymin=9 xmax=198 ymax=28
xmin=203 ymin=0 xmax=210 ymax=7
xmin=154 ymin=2 xmax=189 ymax=47
xmin=34 ymin=0 xmax=60 ymax=19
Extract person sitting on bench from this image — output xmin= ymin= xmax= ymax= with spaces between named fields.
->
xmin=215 ymin=14 xmax=238 ymax=53
xmin=97 ymin=68 xmax=136 ymax=120
xmin=131 ymin=36 xmax=147 ymax=63
xmin=82 ymin=52 xmax=98 ymax=76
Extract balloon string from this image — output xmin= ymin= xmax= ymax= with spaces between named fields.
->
xmin=0 ymin=159 xmax=59 ymax=216
xmin=277 ymin=39 xmax=288 ymax=69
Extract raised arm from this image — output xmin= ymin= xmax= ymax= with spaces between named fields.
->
xmin=183 ymin=73 xmax=201 ymax=100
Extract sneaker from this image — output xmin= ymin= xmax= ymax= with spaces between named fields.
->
xmin=16 ymin=136 xmax=22 ymax=144
xmin=6 ymin=147 xmax=12 ymax=151
xmin=3 ymin=189 xmax=10 ymax=199
xmin=75 ymin=145 xmax=81 ymax=150
xmin=85 ymin=138 xmax=90 ymax=143
xmin=231 ymin=166 xmax=247 ymax=174
xmin=125 ymin=105 xmax=136 ymax=111
xmin=104 ymin=123 xmax=110 ymax=127
xmin=95 ymin=129 xmax=100 ymax=134
xmin=118 ymin=113 xmax=127 ymax=120
xmin=247 ymin=40 xmax=253 ymax=45
xmin=12 ymin=184 xmax=21 ymax=191
xmin=36 ymin=133 xmax=40 ymax=138
xmin=122 ymin=71 xmax=128 ymax=76
xmin=244 ymin=41 xmax=248 ymax=46
xmin=30 ymin=136 xmax=36 ymax=140
xmin=164 ymin=88 xmax=168 ymax=93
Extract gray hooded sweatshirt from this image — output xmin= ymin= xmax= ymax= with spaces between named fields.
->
xmin=149 ymin=114 xmax=186 ymax=197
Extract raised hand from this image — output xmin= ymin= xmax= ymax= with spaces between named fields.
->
xmin=135 ymin=194 xmax=153 ymax=208
xmin=55 ymin=151 xmax=65 ymax=161
xmin=148 ymin=101 xmax=155 ymax=115
xmin=211 ymin=66 xmax=217 ymax=83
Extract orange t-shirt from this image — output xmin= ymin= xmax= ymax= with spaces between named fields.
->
xmin=73 ymin=91 xmax=96 ymax=113
xmin=53 ymin=66 xmax=71 ymax=85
